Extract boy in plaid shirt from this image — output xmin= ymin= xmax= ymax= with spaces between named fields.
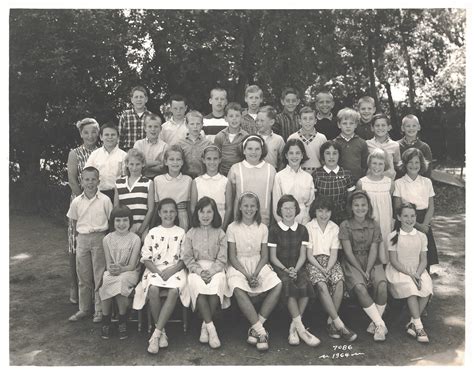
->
xmin=118 ymin=86 xmax=152 ymax=150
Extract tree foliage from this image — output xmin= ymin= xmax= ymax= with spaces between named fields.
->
xmin=9 ymin=8 xmax=465 ymax=211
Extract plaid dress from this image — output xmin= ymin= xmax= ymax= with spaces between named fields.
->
xmin=268 ymin=223 xmax=315 ymax=299
xmin=311 ymin=166 xmax=355 ymax=225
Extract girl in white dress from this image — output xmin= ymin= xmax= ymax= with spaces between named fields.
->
xmin=356 ymin=149 xmax=394 ymax=263
xmin=182 ymin=197 xmax=229 ymax=349
xmin=99 ymin=206 xmax=141 ymax=340
xmin=385 ymin=203 xmax=433 ymax=343
xmin=273 ymin=139 xmax=314 ymax=224
xmin=227 ymin=135 xmax=276 ymax=226
xmin=132 ymin=198 xmax=190 ymax=355
xmin=226 ymin=192 xmax=282 ymax=351
xmin=190 ymin=145 xmax=233 ymax=230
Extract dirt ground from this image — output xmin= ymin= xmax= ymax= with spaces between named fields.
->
xmin=9 ymin=211 xmax=465 ymax=366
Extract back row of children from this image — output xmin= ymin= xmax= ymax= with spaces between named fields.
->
xmin=66 ymin=84 xmax=436 ymax=355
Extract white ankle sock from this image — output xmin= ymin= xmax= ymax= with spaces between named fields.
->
xmin=413 ymin=318 xmax=423 ymax=329
xmin=363 ymin=303 xmax=383 ymax=325
xmin=376 ymin=303 xmax=386 ymax=317
xmin=258 ymin=314 xmax=267 ymax=325
xmin=252 ymin=321 xmax=266 ymax=336
xmin=327 ymin=316 xmax=332 ymax=325
xmin=333 ymin=316 xmax=344 ymax=329
xmin=292 ymin=315 xmax=305 ymax=332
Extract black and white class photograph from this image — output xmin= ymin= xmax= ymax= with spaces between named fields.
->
xmin=8 ymin=3 xmax=467 ymax=367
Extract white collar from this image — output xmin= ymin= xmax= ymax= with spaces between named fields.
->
xmin=201 ymin=173 xmax=222 ymax=181
xmin=242 ymin=160 xmax=265 ymax=169
xmin=284 ymin=165 xmax=302 ymax=173
xmin=403 ymin=174 xmax=420 ymax=183
xmin=316 ymin=112 xmax=333 ymax=121
xmin=102 ymin=145 xmax=119 ymax=154
xmin=400 ymin=228 xmax=418 ymax=236
xmin=323 ymin=165 xmax=340 ymax=174
xmin=340 ymin=133 xmax=355 ymax=141
xmin=278 ymin=221 xmax=298 ymax=231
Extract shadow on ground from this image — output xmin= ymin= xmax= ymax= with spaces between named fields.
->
xmin=9 ymin=211 xmax=465 ymax=366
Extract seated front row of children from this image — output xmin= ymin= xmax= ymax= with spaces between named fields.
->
xmin=68 ymin=164 xmax=433 ymax=357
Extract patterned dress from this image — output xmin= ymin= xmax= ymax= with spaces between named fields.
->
xmin=99 ymin=231 xmax=141 ymax=300
xmin=132 ymin=225 xmax=190 ymax=309
xmin=68 ymin=144 xmax=98 ymax=253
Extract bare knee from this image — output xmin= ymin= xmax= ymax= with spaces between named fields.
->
xmin=353 ymin=284 xmax=369 ymax=298
xmin=148 ymin=286 xmax=160 ymax=299
xmin=167 ymin=288 xmax=179 ymax=300
xmin=316 ymin=281 xmax=329 ymax=294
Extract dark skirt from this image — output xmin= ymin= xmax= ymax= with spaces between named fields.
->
xmin=417 ymin=209 xmax=439 ymax=266
xmin=274 ymin=267 xmax=316 ymax=299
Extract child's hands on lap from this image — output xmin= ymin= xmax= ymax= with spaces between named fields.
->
xmin=248 ymin=274 xmax=259 ymax=288
xmin=160 ymin=267 xmax=174 ymax=281
xmin=288 ymin=267 xmax=297 ymax=280
xmin=109 ymin=263 xmax=121 ymax=276
xmin=200 ymin=270 xmax=212 ymax=284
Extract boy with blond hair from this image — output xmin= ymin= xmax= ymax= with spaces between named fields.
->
xmin=118 ymin=86 xmax=152 ymax=150
xmin=355 ymin=96 xmax=376 ymax=140
xmin=178 ymin=110 xmax=212 ymax=178
xmin=160 ymin=94 xmax=188 ymax=145
xmin=241 ymin=85 xmax=263 ymax=135
xmin=397 ymin=114 xmax=433 ymax=177
xmin=134 ymin=114 xmax=168 ymax=179
xmin=214 ymin=102 xmax=249 ymax=176
xmin=314 ymin=91 xmax=340 ymax=140
xmin=288 ymin=106 xmax=327 ymax=173
xmin=203 ymin=88 xmax=228 ymax=141
xmin=273 ymin=87 xmax=301 ymax=142
xmin=334 ymin=108 xmax=369 ymax=181
xmin=257 ymin=105 xmax=285 ymax=170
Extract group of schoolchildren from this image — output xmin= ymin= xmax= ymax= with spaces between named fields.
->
xmin=66 ymin=84 xmax=437 ymax=356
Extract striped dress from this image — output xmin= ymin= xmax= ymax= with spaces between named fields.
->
xmin=115 ymin=175 xmax=151 ymax=230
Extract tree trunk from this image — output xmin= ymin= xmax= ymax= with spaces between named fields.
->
xmin=367 ymin=34 xmax=381 ymax=111
xmin=382 ymin=81 xmax=401 ymax=139
xmin=399 ymin=10 xmax=416 ymax=109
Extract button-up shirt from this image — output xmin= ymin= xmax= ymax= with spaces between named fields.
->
xmin=133 ymin=137 xmax=168 ymax=178
xmin=305 ymin=219 xmax=340 ymax=256
xmin=182 ymin=227 xmax=227 ymax=275
xmin=67 ymin=191 xmax=113 ymax=234
xmin=118 ymin=108 xmax=151 ymax=150
xmin=85 ymin=145 xmax=127 ymax=190
xmin=274 ymin=109 xmax=299 ymax=142
xmin=177 ymin=134 xmax=212 ymax=178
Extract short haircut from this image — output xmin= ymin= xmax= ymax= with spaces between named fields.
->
xmin=299 ymin=106 xmax=315 ymax=116
xmin=210 ymin=88 xmax=227 ymax=98
xmin=201 ymin=144 xmax=222 ymax=159
xmin=235 ymin=192 xmax=262 ymax=224
xmin=144 ymin=113 xmax=162 ymax=126
xmin=346 ymin=190 xmax=374 ymax=220
xmin=190 ymin=196 xmax=222 ymax=228
xmin=357 ymin=96 xmax=375 ymax=107
xmin=281 ymin=87 xmax=300 ymax=100
xmin=130 ymin=85 xmax=147 ymax=98
xmin=155 ymin=198 xmax=179 ymax=226
xmin=169 ymin=94 xmax=187 ymax=106
xmin=245 ymin=85 xmax=263 ymax=98
xmin=337 ymin=108 xmax=360 ymax=124
xmin=109 ymin=205 xmax=134 ymax=232
xmin=124 ymin=148 xmax=146 ymax=176
xmin=242 ymin=134 xmax=268 ymax=161
xmin=276 ymin=194 xmax=301 ymax=218
xmin=400 ymin=148 xmax=428 ymax=175
xmin=225 ymin=102 xmax=242 ymax=115
xmin=81 ymin=166 xmax=99 ymax=178
xmin=308 ymin=196 xmax=334 ymax=219
xmin=186 ymin=110 xmax=203 ymax=123
xmin=401 ymin=114 xmax=420 ymax=128
xmin=100 ymin=122 xmax=119 ymax=135
xmin=163 ymin=144 xmax=186 ymax=173
xmin=76 ymin=118 xmax=99 ymax=132
xmin=319 ymin=140 xmax=342 ymax=163
xmin=315 ymin=91 xmax=334 ymax=102
xmin=257 ymin=105 xmax=277 ymax=120
xmin=367 ymin=148 xmax=389 ymax=171
xmin=282 ymin=138 xmax=309 ymax=165
xmin=371 ymin=113 xmax=390 ymax=127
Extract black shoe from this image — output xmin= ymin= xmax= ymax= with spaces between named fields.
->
xmin=101 ymin=324 xmax=111 ymax=340
xmin=118 ymin=322 xmax=128 ymax=340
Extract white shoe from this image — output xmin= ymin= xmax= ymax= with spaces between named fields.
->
xmin=256 ymin=331 xmax=269 ymax=351
xmin=159 ymin=329 xmax=168 ymax=348
xmin=288 ymin=322 xmax=300 ymax=346
xmin=297 ymin=328 xmax=321 ymax=347
xmin=199 ymin=322 xmax=209 ymax=343
xmin=367 ymin=321 xmax=376 ymax=334
xmin=208 ymin=327 xmax=221 ymax=349
xmin=147 ymin=329 xmax=160 ymax=354
xmin=374 ymin=324 xmax=388 ymax=342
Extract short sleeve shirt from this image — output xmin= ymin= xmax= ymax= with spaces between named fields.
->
xmin=339 ymin=218 xmax=382 ymax=254
xmin=305 ymin=219 xmax=341 ymax=256
xmin=226 ymin=221 xmax=268 ymax=258
xmin=393 ymin=174 xmax=435 ymax=210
